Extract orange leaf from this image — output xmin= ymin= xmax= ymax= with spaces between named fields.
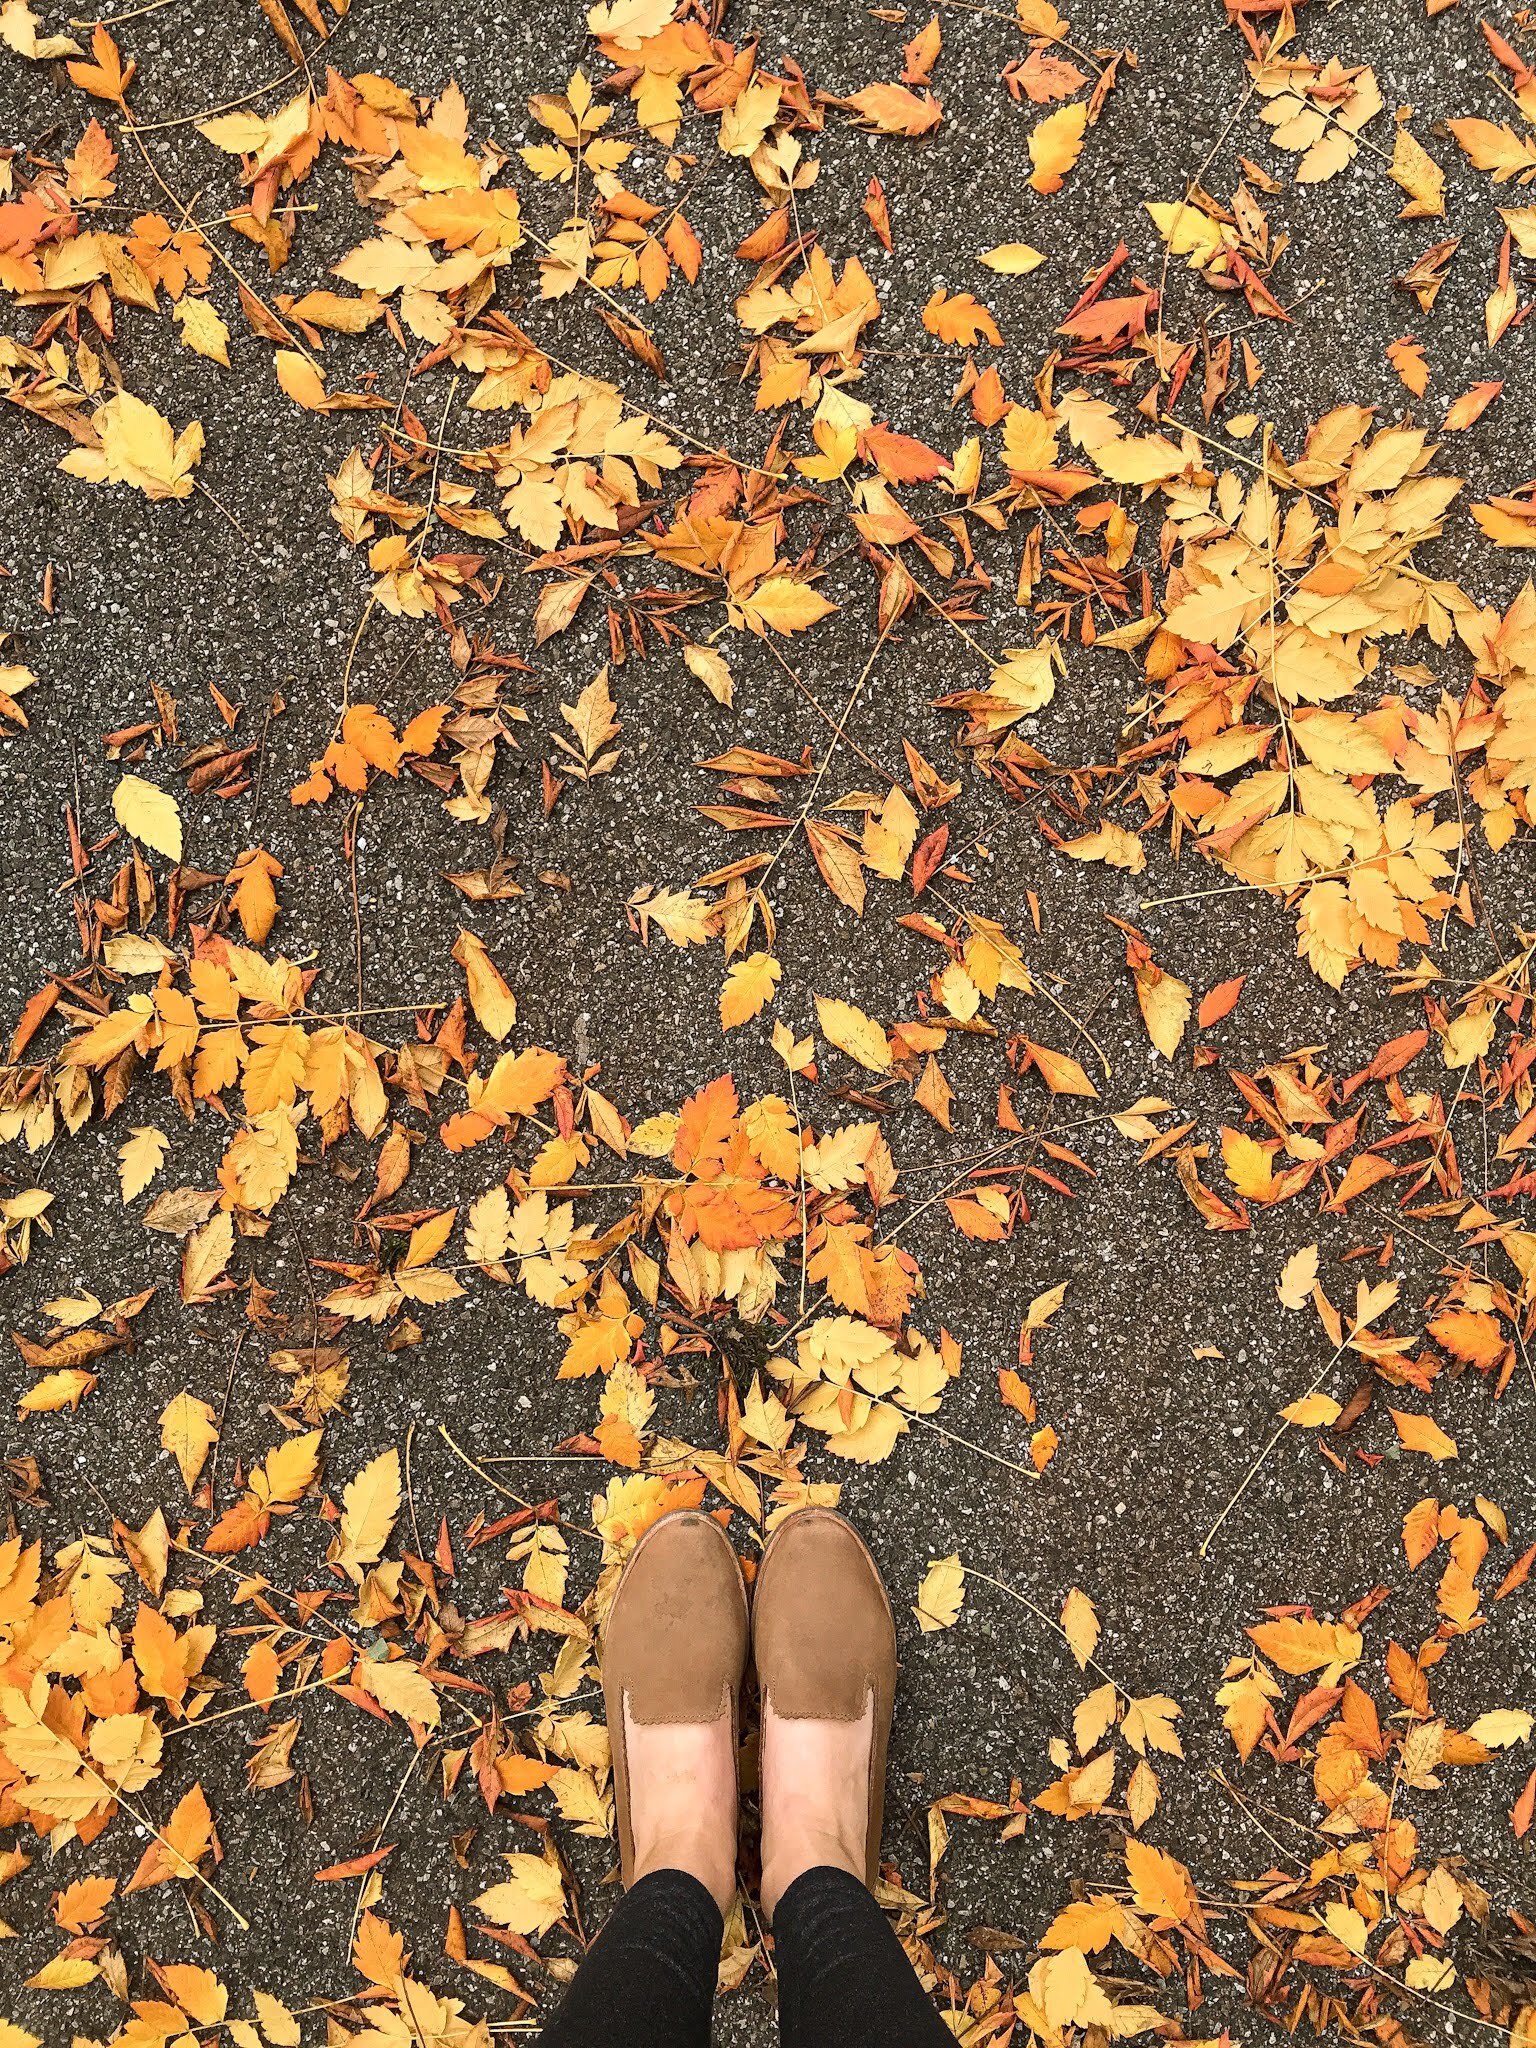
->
xmin=400 ymin=703 xmax=450 ymax=756
xmin=53 ymin=1874 xmax=117 ymax=1933
xmin=1125 ymin=1837 xmax=1196 ymax=1924
xmin=125 ymin=1781 xmax=212 ymax=1891
xmin=845 ymin=82 xmax=943 ymax=136
xmin=497 ymin=1754 xmax=562 ymax=1795
xmin=289 ymin=762 xmax=333 ymax=805
xmin=1021 ymin=1040 xmax=1098 ymax=1097
xmin=340 ymin=702 xmax=404 ymax=777
xmin=67 ymin=23 xmax=135 ymax=105
xmin=314 ymin=1844 xmax=397 ymax=1881
xmin=204 ymin=1495 xmax=270 ymax=1554
xmin=858 ymin=424 xmax=948 ymax=482
xmin=243 ymin=1638 xmax=282 ymax=1710
xmin=1402 ymin=1496 xmax=1440 ymax=1570
xmin=1028 ymin=100 xmax=1089 ymax=193
xmin=1000 ymin=1367 xmax=1039 ymax=1411
xmin=132 ymin=1603 xmax=191 ymax=1711
xmin=672 ymin=1073 xmax=739 ymax=1176
xmin=1513 ymin=1765 xmax=1536 ymax=1839
xmin=1443 ymin=380 xmax=1501 ymax=431
xmin=1390 ymin=1409 xmax=1458 ymax=1461
xmin=1197 ymin=974 xmax=1246 ymax=1028
xmin=1427 ymin=1307 xmax=1506 ymax=1370
xmin=922 ymin=288 xmax=1001 ymax=347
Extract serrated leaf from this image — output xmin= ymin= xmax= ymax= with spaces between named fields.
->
xmin=113 ymin=773 xmax=183 ymax=861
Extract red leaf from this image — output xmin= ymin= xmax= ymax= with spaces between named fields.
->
xmin=911 ymin=823 xmax=950 ymax=896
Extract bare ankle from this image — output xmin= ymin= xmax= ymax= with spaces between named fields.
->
xmin=760 ymin=1825 xmax=864 ymax=1920
xmin=633 ymin=1824 xmax=737 ymax=1915
xmin=758 ymin=1701 xmax=875 ymax=1919
xmin=621 ymin=1709 xmax=738 ymax=1915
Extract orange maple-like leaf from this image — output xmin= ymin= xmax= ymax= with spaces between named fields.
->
xmin=67 ymin=24 xmax=135 ymax=107
xmin=671 ymin=1073 xmax=740 ymax=1176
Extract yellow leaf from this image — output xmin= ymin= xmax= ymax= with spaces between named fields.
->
xmin=259 ymin=1429 xmax=322 ymax=1505
xmin=335 ymin=1447 xmax=401 ymax=1580
xmin=1325 ymin=1901 xmax=1369 ymax=1955
xmin=403 ymin=1207 xmax=456 ymax=1268
xmin=682 ymin=640 xmax=733 ymax=705
xmin=913 ymin=1553 xmax=965 ymax=1632
xmin=987 ymin=645 xmax=1056 ymax=720
xmin=1132 ymin=958 xmax=1191 ymax=1059
xmin=1220 ymin=1126 xmax=1275 ymax=1201
xmin=355 ymin=1652 xmax=440 ymax=1728
xmin=1277 ymin=1243 xmax=1319 ymax=1310
xmin=806 ymin=819 xmax=866 ymax=915
xmin=252 ymin=1992 xmax=301 ymax=2047
xmin=1464 ymin=1708 xmax=1533 ymax=1748
xmin=173 ymin=296 xmax=231 ymax=365
xmin=979 ymin=242 xmax=1045 ymax=274
xmin=720 ymin=952 xmax=781 ymax=1030
xmin=1440 ymin=1005 xmax=1496 ymax=1069
xmin=815 ymin=995 xmax=892 ymax=1072
xmin=453 ymin=929 xmax=518 ymax=1040
xmin=113 ymin=772 xmax=183 ymax=861
xmin=1028 ymin=1946 xmax=1113 ymax=2029
xmin=1 ymin=4 xmax=82 ymax=58
xmin=466 ymin=1184 xmax=512 ymax=1264
xmin=1449 ymin=117 xmax=1536 ymax=182
xmin=1060 ymin=1586 xmax=1099 ymax=1669
xmin=61 ymin=391 xmax=201 ymax=500
xmin=25 ymin=1954 xmax=98 ymax=1990
xmin=118 ymin=1125 xmax=168 ymax=1201
xmin=1281 ymin=1392 xmax=1342 ymax=1427
xmin=474 ymin=1850 xmax=566 ymax=1935
xmin=587 ymin=0 xmax=679 ymax=48
xmin=1390 ymin=1408 xmax=1458 ymax=1461
xmin=18 ymin=1366 xmax=95 ymax=1413
xmin=736 ymin=575 xmax=837 ymax=636
xmin=1028 ymin=100 xmax=1088 ymax=194
xmin=1060 ymin=822 xmax=1145 ymax=873
xmin=159 ymin=1389 xmax=218 ymax=1491
xmin=1406 ymin=1954 xmax=1456 ymax=1993
xmin=555 ymin=666 xmax=621 ymax=780
xmin=1389 ymin=126 xmax=1444 ymax=218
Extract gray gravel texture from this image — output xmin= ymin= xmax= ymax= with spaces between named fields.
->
xmin=2 ymin=0 xmax=1535 ymax=2043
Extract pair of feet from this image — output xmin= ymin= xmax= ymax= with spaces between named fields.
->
xmin=601 ymin=1507 xmax=897 ymax=1920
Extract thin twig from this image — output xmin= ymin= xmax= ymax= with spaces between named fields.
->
xmin=1199 ymin=1332 xmax=1351 ymax=1557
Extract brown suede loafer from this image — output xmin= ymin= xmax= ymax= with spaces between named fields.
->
xmin=752 ymin=1507 xmax=897 ymax=1890
xmin=601 ymin=1508 xmax=749 ymax=1887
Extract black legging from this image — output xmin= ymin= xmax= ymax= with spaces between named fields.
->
xmin=537 ymin=1865 xmax=954 ymax=2046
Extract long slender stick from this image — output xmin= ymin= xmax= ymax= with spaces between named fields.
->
xmin=1199 ymin=1334 xmax=1350 ymax=1557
